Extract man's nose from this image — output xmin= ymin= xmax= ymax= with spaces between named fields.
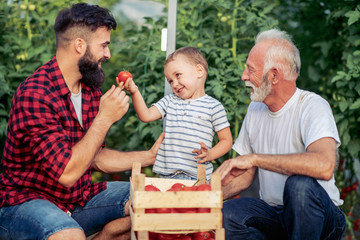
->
xmin=104 ymin=47 xmax=111 ymax=59
xmin=241 ymin=67 xmax=249 ymax=82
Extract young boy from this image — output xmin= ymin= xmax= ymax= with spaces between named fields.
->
xmin=119 ymin=47 xmax=232 ymax=180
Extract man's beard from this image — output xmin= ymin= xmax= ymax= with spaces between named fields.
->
xmin=78 ymin=48 xmax=106 ymax=89
xmin=246 ymin=73 xmax=272 ymax=102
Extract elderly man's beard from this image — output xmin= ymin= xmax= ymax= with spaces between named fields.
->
xmin=78 ymin=48 xmax=106 ymax=89
xmin=245 ymin=73 xmax=272 ymax=102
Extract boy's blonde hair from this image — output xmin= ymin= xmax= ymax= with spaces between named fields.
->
xmin=165 ymin=47 xmax=208 ymax=78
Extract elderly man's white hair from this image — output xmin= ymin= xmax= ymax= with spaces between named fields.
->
xmin=255 ymin=29 xmax=301 ymax=81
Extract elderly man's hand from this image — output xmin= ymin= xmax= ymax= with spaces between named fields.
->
xmin=214 ymin=155 xmax=255 ymax=186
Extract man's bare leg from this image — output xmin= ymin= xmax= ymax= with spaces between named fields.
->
xmin=48 ymin=228 xmax=86 ymax=240
xmin=92 ymin=216 xmax=131 ymax=240
xmin=92 ymin=201 xmax=131 ymax=240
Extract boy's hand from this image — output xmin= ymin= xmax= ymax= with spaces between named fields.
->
xmin=193 ymin=142 xmax=212 ymax=163
xmin=116 ymin=77 xmax=138 ymax=94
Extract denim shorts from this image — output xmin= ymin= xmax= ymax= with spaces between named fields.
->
xmin=158 ymin=171 xmax=197 ymax=180
xmin=0 ymin=181 xmax=130 ymax=240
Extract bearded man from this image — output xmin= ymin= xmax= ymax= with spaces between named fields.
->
xmin=0 ymin=3 xmax=164 ymax=240
xmin=214 ymin=29 xmax=345 ymax=240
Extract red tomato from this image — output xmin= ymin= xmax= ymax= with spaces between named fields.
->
xmin=117 ymin=71 xmax=132 ymax=84
xmin=172 ymin=206 xmax=197 ymax=213
xmin=191 ymin=231 xmax=213 ymax=240
xmin=175 ymin=235 xmax=192 ymax=240
xmin=171 ymin=207 xmax=183 ymax=213
xmin=182 ymin=185 xmax=197 ymax=191
xmin=145 ymin=208 xmax=157 ymax=213
xmin=174 ymin=184 xmax=197 ymax=213
xmin=156 ymin=208 xmax=172 ymax=213
xmin=196 ymin=184 xmax=211 ymax=213
xmin=145 ymin=184 xmax=160 ymax=213
xmin=157 ymin=233 xmax=182 ymax=240
xmin=196 ymin=184 xmax=211 ymax=191
xmin=197 ymin=208 xmax=210 ymax=213
xmin=168 ymin=183 xmax=184 ymax=191
xmin=179 ymin=208 xmax=197 ymax=213
xmin=145 ymin=184 xmax=160 ymax=192
xmin=149 ymin=231 xmax=158 ymax=239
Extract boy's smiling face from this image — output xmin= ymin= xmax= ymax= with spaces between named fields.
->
xmin=164 ymin=54 xmax=206 ymax=100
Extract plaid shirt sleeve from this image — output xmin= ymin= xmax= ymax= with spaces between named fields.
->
xmin=0 ymin=56 xmax=106 ymax=212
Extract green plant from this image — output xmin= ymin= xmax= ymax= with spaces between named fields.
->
xmin=275 ymin=1 xmax=360 ymax=238
xmin=1 ymin=0 xmax=359 ymax=238
xmin=0 ymin=0 xmax=83 ymax=155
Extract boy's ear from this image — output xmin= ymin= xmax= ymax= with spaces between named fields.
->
xmin=196 ymin=64 xmax=206 ymax=78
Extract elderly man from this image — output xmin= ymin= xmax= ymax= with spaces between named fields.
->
xmin=215 ymin=29 xmax=345 ymax=239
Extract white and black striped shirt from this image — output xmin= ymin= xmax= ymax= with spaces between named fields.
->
xmin=152 ymin=93 xmax=230 ymax=180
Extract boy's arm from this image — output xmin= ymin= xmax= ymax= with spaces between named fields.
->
xmin=194 ymin=126 xmax=233 ymax=163
xmin=130 ymin=90 xmax=162 ymax=122
xmin=120 ymin=78 xmax=161 ymax=122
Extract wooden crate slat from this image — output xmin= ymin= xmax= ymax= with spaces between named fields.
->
xmin=132 ymin=191 xmax=222 ymax=208
xmin=132 ymin=212 xmax=222 ymax=231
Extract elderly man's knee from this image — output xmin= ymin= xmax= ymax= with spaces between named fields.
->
xmin=284 ymin=175 xmax=318 ymax=206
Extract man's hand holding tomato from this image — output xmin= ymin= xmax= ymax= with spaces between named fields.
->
xmin=98 ymin=85 xmax=130 ymax=126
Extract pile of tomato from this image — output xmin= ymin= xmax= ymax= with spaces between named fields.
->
xmin=145 ymin=183 xmax=212 ymax=214
xmin=143 ymin=183 xmax=215 ymax=240
xmin=148 ymin=231 xmax=215 ymax=240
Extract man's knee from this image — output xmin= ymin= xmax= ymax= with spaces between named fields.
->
xmin=285 ymin=175 xmax=317 ymax=193
xmin=48 ymin=228 xmax=86 ymax=240
xmin=223 ymin=197 xmax=255 ymax=226
xmin=284 ymin=175 xmax=319 ymax=206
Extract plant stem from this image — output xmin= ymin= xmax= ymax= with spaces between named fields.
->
xmin=230 ymin=0 xmax=241 ymax=65
xmin=25 ymin=0 xmax=32 ymax=41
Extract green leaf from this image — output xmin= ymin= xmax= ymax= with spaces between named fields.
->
xmin=353 ymin=158 xmax=360 ymax=183
xmin=246 ymin=12 xmax=257 ymax=25
xmin=339 ymin=100 xmax=348 ymax=112
xmin=338 ymin=119 xmax=349 ymax=137
xmin=355 ymin=83 xmax=360 ymax=95
xmin=342 ymin=131 xmax=351 ymax=146
xmin=348 ymin=139 xmax=360 ymax=159
xmin=331 ymin=71 xmax=347 ymax=83
xmin=307 ymin=66 xmax=320 ymax=82
xmin=349 ymin=98 xmax=360 ymax=110
xmin=345 ymin=9 xmax=360 ymax=26
xmin=313 ymin=42 xmax=331 ymax=57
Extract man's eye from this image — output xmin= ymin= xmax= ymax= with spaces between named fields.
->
xmin=176 ymin=73 xmax=181 ymax=77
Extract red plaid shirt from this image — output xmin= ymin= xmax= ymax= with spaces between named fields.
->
xmin=0 ymin=56 xmax=106 ymax=212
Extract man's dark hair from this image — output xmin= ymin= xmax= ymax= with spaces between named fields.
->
xmin=54 ymin=3 xmax=117 ymax=48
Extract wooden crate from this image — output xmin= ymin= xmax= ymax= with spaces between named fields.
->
xmin=130 ymin=162 xmax=225 ymax=240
